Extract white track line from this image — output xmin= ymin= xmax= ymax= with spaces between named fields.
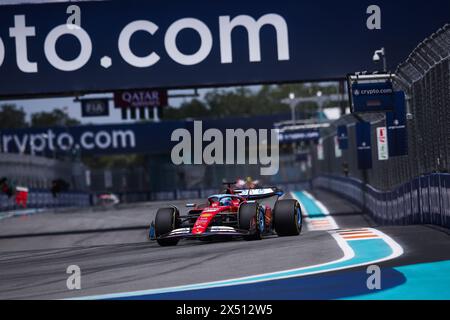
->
xmin=69 ymin=192 xmax=403 ymax=300
xmin=70 ymin=227 xmax=403 ymax=300
xmin=290 ymin=191 xmax=339 ymax=231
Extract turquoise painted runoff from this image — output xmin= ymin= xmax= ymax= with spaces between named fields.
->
xmin=89 ymin=192 xmax=395 ymax=298
xmin=87 ymin=231 xmax=397 ymax=299
xmin=78 ymin=191 xmax=403 ymax=300
xmin=167 ymin=238 xmax=394 ymax=291
xmin=292 ymin=191 xmax=326 ymax=218
xmin=344 ymin=259 xmax=450 ymax=300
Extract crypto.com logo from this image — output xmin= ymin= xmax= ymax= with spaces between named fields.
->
xmin=0 ymin=129 xmax=136 ymax=154
xmin=171 ymin=121 xmax=279 ymax=176
xmin=0 ymin=11 xmax=289 ymax=72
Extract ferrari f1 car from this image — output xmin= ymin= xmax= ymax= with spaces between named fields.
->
xmin=149 ymin=183 xmax=303 ymax=246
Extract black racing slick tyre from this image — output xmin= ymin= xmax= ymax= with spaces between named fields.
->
xmin=238 ymin=202 xmax=264 ymax=241
xmin=274 ymin=199 xmax=303 ymax=237
xmin=154 ymin=207 xmax=180 ymax=246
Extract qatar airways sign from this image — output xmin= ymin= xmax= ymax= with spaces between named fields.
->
xmin=0 ymin=0 xmax=448 ymax=97
xmin=114 ymin=90 xmax=168 ymax=108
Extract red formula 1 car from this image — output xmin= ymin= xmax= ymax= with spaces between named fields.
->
xmin=149 ymin=183 xmax=303 ymax=246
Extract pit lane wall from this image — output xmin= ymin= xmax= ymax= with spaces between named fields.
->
xmin=104 ymin=181 xmax=312 ymax=203
xmin=0 ymin=153 xmax=90 ymax=212
xmin=314 ymin=174 xmax=450 ymax=229
xmin=0 ymin=190 xmax=91 ymax=213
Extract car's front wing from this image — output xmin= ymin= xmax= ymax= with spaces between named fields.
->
xmin=150 ymin=225 xmax=252 ymax=241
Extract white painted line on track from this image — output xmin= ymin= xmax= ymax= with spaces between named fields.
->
xmin=290 ymin=191 xmax=339 ymax=231
xmin=69 ymin=230 xmax=355 ymax=300
xmin=69 ymin=192 xmax=403 ymax=300
xmin=303 ymin=190 xmax=331 ymax=215
xmin=70 ymin=227 xmax=403 ymax=300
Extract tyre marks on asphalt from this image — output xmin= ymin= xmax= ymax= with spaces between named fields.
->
xmin=71 ymin=191 xmax=404 ymax=300
xmin=70 ymin=226 xmax=403 ymax=300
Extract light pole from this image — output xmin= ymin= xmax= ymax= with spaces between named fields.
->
xmin=316 ymin=90 xmax=325 ymax=122
xmin=282 ymin=92 xmax=344 ymax=123
xmin=289 ymin=92 xmax=296 ymax=123
xmin=373 ymin=47 xmax=387 ymax=72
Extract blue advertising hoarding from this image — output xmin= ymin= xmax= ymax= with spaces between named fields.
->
xmin=386 ymin=91 xmax=408 ymax=157
xmin=0 ymin=121 xmax=184 ymax=156
xmin=0 ymin=114 xmax=289 ymax=156
xmin=351 ymin=81 xmax=395 ymax=113
xmin=337 ymin=125 xmax=349 ymax=150
xmin=0 ymin=0 xmax=449 ymax=98
xmin=355 ymin=122 xmax=373 ymax=170
xmin=277 ymin=129 xmax=320 ymax=143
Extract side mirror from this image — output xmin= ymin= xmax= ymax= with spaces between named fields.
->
xmin=186 ymin=203 xmax=196 ymax=208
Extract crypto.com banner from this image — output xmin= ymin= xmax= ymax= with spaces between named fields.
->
xmin=0 ymin=114 xmax=287 ymax=156
xmin=0 ymin=122 xmax=183 ymax=156
xmin=0 ymin=0 xmax=449 ymax=98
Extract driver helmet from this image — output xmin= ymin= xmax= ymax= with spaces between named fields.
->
xmin=219 ymin=197 xmax=232 ymax=206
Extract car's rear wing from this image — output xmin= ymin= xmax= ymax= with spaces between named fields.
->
xmin=234 ymin=187 xmax=284 ymax=200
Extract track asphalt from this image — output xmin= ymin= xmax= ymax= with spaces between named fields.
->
xmin=1 ymin=190 xmax=449 ymax=300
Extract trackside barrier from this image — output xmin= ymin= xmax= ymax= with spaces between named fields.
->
xmin=312 ymin=25 xmax=449 ymax=194
xmin=313 ymin=174 xmax=450 ymax=229
xmin=0 ymin=189 xmax=91 ymax=212
xmin=2 ymin=182 xmax=311 ymax=212
xmin=113 ymin=181 xmax=312 ymax=203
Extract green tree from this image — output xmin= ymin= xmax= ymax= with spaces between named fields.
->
xmin=163 ymin=99 xmax=210 ymax=120
xmin=0 ymin=104 xmax=28 ymax=129
xmin=161 ymin=83 xmax=341 ymax=121
xmin=31 ymin=109 xmax=80 ymax=127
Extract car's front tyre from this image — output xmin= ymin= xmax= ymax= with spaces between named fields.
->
xmin=154 ymin=207 xmax=180 ymax=246
xmin=274 ymin=199 xmax=302 ymax=237
xmin=238 ymin=202 xmax=264 ymax=241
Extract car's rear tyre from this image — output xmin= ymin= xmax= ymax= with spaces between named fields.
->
xmin=154 ymin=207 xmax=180 ymax=246
xmin=238 ymin=202 xmax=264 ymax=241
xmin=274 ymin=199 xmax=302 ymax=237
